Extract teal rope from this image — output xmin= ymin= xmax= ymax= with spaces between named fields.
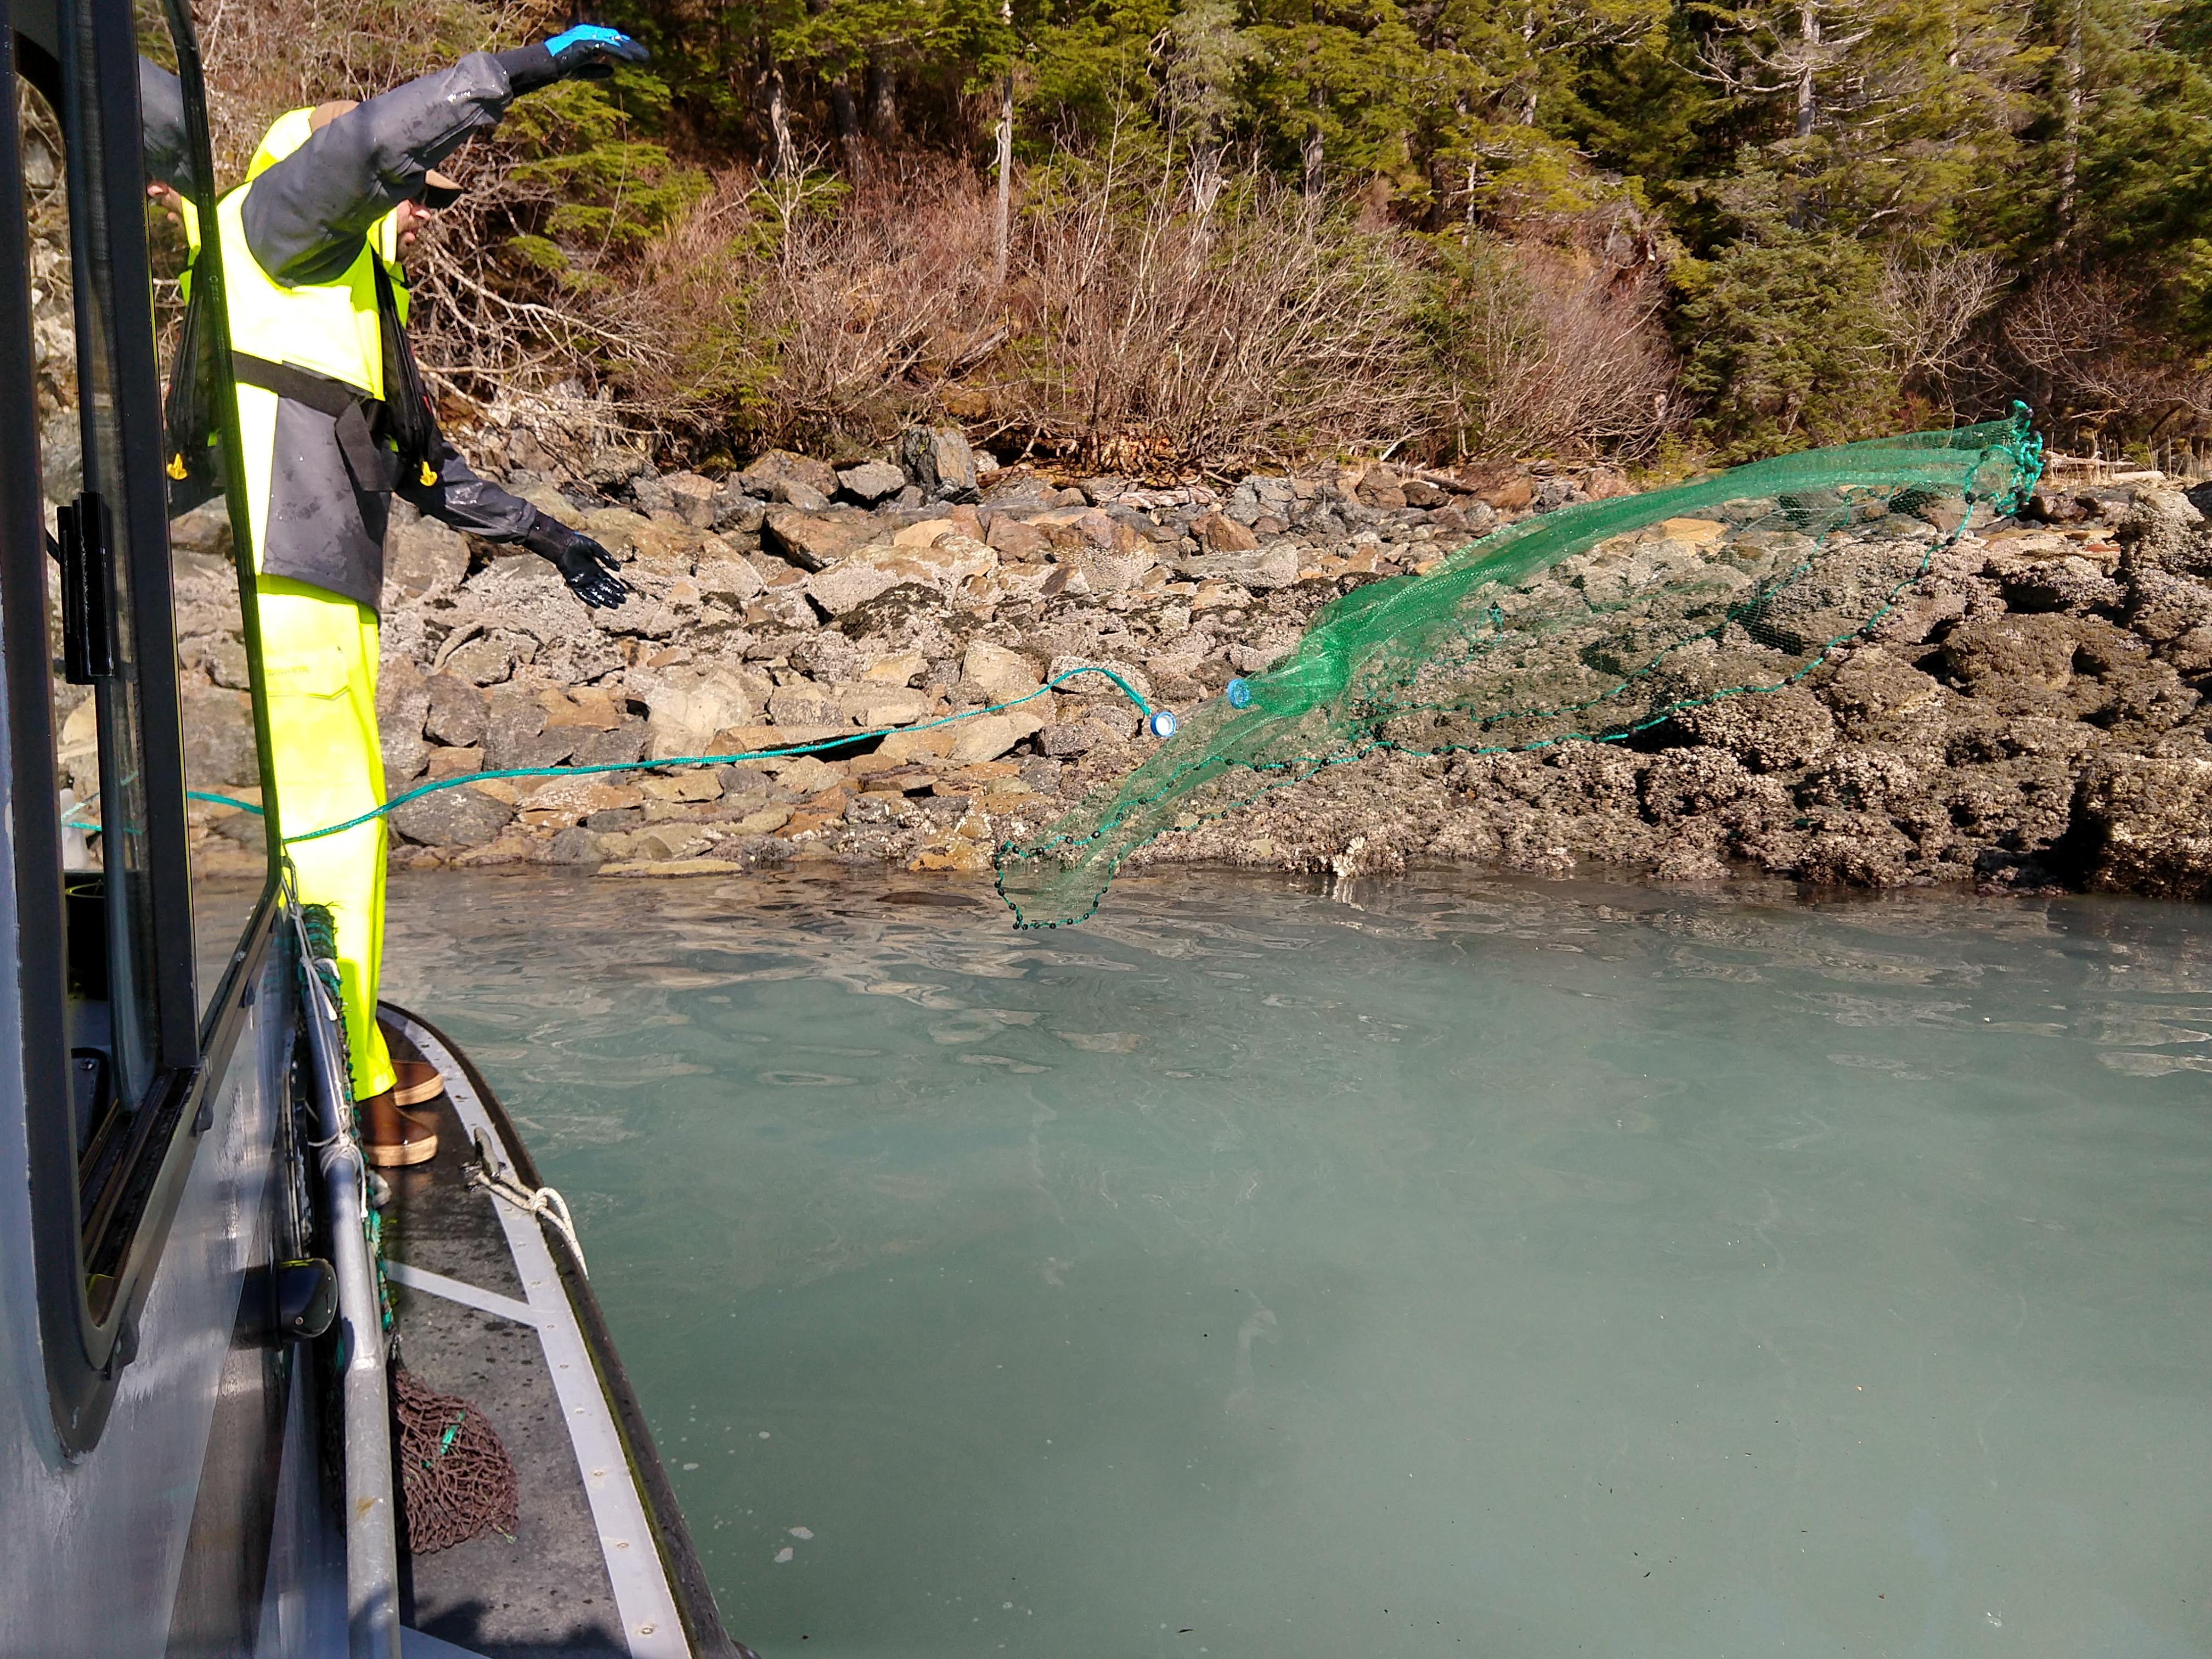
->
xmin=178 ymin=667 xmax=1156 ymax=845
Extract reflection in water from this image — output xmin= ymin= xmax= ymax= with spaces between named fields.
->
xmin=233 ymin=867 xmax=2212 ymax=1656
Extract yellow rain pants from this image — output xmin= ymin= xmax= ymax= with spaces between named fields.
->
xmin=256 ymin=574 xmax=394 ymax=1101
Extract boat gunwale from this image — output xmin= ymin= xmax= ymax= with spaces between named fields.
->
xmin=381 ymin=1000 xmax=754 ymax=1659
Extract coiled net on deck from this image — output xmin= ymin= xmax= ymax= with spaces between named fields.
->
xmin=393 ymin=1363 xmax=521 ymax=1553
xmin=995 ymin=405 xmax=2046 ymax=928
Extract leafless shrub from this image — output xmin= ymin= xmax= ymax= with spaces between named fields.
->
xmin=711 ymin=156 xmax=1005 ymax=453
xmin=618 ymin=146 xmax=1437 ymax=471
xmin=2000 ymin=268 xmax=2212 ymax=445
xmin=1874 ymin=246 xmax=2006 ymax=401
xmin=996 ymin=149 xmax=1431 ymax=470
xmin=1429 ymin=237 xmax=1675 ymax=460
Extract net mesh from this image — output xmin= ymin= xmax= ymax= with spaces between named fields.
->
xmin=393 ymin=1363 xmax=521 ymax=1554
xmin=996 ymin=406 xmax=2046 ymax=928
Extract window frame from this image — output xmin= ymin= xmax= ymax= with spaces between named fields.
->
xmin=7 ymin=0 xmax=284 ymax=1453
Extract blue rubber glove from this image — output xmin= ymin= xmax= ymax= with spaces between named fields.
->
xmin=544 ymin=24 xmax=650 ymax=78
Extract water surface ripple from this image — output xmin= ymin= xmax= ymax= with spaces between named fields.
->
xmin=368 ymin=868 xmax=2212 ymax=1658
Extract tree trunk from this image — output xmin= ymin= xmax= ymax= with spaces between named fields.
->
xmin=765 ymin=64 xmax=793 ymax=176
xmin=1520 ymin=8 xmax=1539 ymax=125
xmin=1796 ymin=0 xmax=1819 ymax=138
xmin=867 ymin=54 xmax=901 ymax=141
xmin=1303 ymin=84 xmax=1325 ymax=198
xmin=828 ymin=77 xmax=864 ymax=175
xmin=994 ymin=0 xmax=1014 ymax=285
xmin=2055 ymin=0 xmax=2084 ymax=247
xmin=995 ymin=117 xmax=1013 ymax=279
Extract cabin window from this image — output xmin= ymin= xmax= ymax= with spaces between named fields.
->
xmin=5 ymin=0 xmax=269 ymax=1449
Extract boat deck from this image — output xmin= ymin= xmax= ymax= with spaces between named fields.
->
xmin=376 ymin=1007 xmax=742 ymax=1659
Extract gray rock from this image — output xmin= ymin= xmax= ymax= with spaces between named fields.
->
xmin=899 ymin=426 xmax=979 ymax=501
xmin=712 ymin=479 xmax=766 ymax=533
xmin=182 ymin=633 xmax=251 ymax=690
xmin=182 ymin=682 xmax=259 ymax=790
xmin=1182 ymin=546 xmax=1299 ymax=591
xmin=1999 ymin=556 xmax=2122 ymax=615
xmin=586 ymin=447 xmax=650 ymax=489
xmin=170 ymin=500 xmax=232 ymax=559
xmin=773 ymin=477 xmax=832 ymax=512
xmin=663 ymin=471 xmax=718 ymax=528
xmin=443 ymin=631 xmax=518 ymax=686
xmin=630 ymin=474 xmax=674 ymax=516
xmin=385 ymin=516 xmax=469 ymax=599
xmin=1673 ymin=687 xmax=1836 ymax=772
xmin=390 ymin=783 xmax=516 ymax=847
xmin=424 ymin=672 xmax=488 ymax=748
xmin=765 ymin=507 xmax=879 ymax=572
xmin=544 ymin=826 xmax=603 ymax=865
xmin=2077 ymin=756 xmax=2212 ymax=899
xmin=571 ymin=719 xmax=648 ymax=768
xmin=741 ymin=449 xmax=839 ymax=499
xmin=40 ymin=409 xmax=80 ymax=506
xmin=837 ymin=459 xmax=906 ymax=504
xmin=482 ymin=685 xmax=575 ymax=770
xmin=375 ymin=667 xmax=431 ymax=789
xmin=210 ymin=809 xmax=266 ymax=849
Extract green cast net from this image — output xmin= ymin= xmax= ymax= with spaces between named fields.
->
xmin=995 ymin=405 xmax=2046 ymax=928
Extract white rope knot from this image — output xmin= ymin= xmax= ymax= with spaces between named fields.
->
xmin=466 ymin=1129 xmax=588 ymax=1276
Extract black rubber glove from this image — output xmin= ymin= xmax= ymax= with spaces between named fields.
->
xmin=495 ymin=26 xmax=651 ymax=93
xmin=523 ymin=516 xmax=630 ymax=610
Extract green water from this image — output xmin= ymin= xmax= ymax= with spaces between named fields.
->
xmin=373 ymin=868 xmax=2212 ymax=1658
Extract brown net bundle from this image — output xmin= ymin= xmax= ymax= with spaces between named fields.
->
xmin=392 ymin=1364 xmax=520 ymax=1554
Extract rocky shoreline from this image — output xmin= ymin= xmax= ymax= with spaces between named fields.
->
xmin=149 ymin=427 xmax=2212 ymax=908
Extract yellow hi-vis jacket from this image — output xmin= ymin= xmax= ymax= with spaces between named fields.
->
xmin=210 ymin=59 xmax=546 ymax=611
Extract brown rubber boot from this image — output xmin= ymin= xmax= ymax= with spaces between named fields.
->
xmin=379 ymin=1019 xmax=447 ymax=1108
xmin=360 ymin=1088 xmax=439 ymax=1167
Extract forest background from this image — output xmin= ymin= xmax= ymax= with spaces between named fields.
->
xmin=185 ymin=0 xmax=2212 ymax=478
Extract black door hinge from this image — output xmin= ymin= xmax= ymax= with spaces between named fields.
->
xmin=58 ymin=492 xmax=115 ymax=685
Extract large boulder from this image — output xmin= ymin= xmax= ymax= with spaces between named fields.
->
xmin=2125 ymin=566 xmax=2212 ymax=674
xmin=1938 ymin=613 xmax=2085 ymax=714
xmin=807 ymin=533 xmax=997 ymax=616
xmin=837 ymin=459 xmax=906 ymax=504
xmin=384 ymin=514 xmax=469 ymax=599
xmin=631 ymin=664 xmax=767 ymax=760
xmin=182 ymin=682 xmax=260 ymax=791
xmin=422 ymin=672 xmax=487 ymax=749
xmin=2075 ymin=756 xmax=2212 ymax=899
xmin=1190 ymin=510 xmax=1259 ymax=552
xmin=740 ymin=449 xmax=838 ymax=500
xmin=1181 ymin=545 xmax=1299 ymax=591
xmin=390 ymin=782 xmax=517 ymax=848
xmin=662 ymin=470 xmax=718 ymax=528
xmin=763 ymin=507 xmax=881 ymax=572
xmin=1673 ymin=686 xmax=1836 ymax=773
xmin=481 ymin=684 xmax=575 ymax=770
xmin=899 ymin=426 xmax=979 ymax=501
xmin=962 ymin=641 xmax=1042 ymax=703
xmin=375 ymin=663 xmax=431 ymax=789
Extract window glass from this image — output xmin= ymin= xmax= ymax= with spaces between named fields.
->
xmin=25 ymin=0 xmax=205 ymax=1311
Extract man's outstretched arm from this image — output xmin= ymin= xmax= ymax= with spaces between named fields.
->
xmin=240 ymin=29 xmax=648 ymax=287
xmin=399 ymin=444 xmax=630 ymax=611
